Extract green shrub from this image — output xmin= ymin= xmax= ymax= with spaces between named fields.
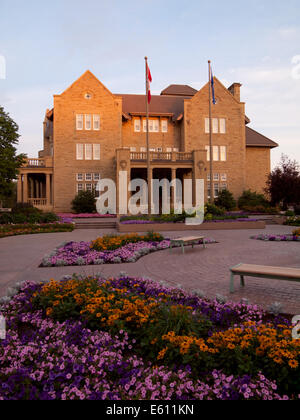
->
xmin=205 ymin=203 xmax=225 ymax=216
xmin=238 ymin=190 xmax=270 ymax=210
xmin=215 ymin=189 xmax=236 ymax=211
xmin=71 ymin=191 xmax=96 ymax=214
xmin=0 ymin=213 xmax=13 ymax=224
xmin=294 ymin=205 xmax=300 ymax=216
xmin=12 ymin=203 xmax=42 ymax=215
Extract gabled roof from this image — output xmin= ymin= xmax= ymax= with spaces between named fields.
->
xmin=246 ymin=126 xmax=278 ymax=149
xmin=160 ymin=84 xmax=198 ymax=97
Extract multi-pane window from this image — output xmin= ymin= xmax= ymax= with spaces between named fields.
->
xmin=205 ymin=146 xmax=227 ymax=162
xmin=143 ymin=119 xmax=159 ymax=133
xmin=76 ymin=144 xmax=84 ymax=160
xmin=93 ymin=115 xmax=100 ymax=131
xmin=221 ymin=183 xmax=228 ymax=191
xmin=76 ymin=144 xmax=101 ymax=160
xmin=85 ymin=173 xmax=93 ymax=181
xmin=213 ymin=173 xmax=220 ymax=181
xmin=140 ymin=147 xmax=146 ymax=152
xmin=85 ymin=144 xmax=92 ymax=160
xmin=86 ymin=183 xmax=93 ymax=192
xmin=134 ymin=119 xmax=141 ymax=132
xmin=161 ymin=120 xmax=168 ymax=133
xmin=214 ymin=184 xmax=220 ymax=198
xmin=76 ymin=114 xmax=84 ymax=130
xmin=213 ymin=146 xmax=219 ymax=161
xmin=220 ymin=146 xmax=227 ymax=161
xmin=130 ymin=147 xmax=137 ymax=152
xmin=94 ymin=173 xmax=100 ymax=181
xmin=221 ymin=173 xmax=227 ymax=181
xmin=205 ymin=118 xmax=226 ymax=134
xmin=157 ymin=147 xmax=163 ymax=152
xmin=85 ymin=114 xmax=92 ymax=130
xmin=76 ymin=173 xmax=84 ymax=181
xmin=220 ymin=119 xmax=226 ymax=134
xmin=77 ymin=183 xmax=84 ymax=193
xmin=212 ymin=118 xmax=219 ymax=134
xmin=93 ymin=144 xmax=101 ymax=160
xmin=76 ymin=114 xmax=100 ymax=131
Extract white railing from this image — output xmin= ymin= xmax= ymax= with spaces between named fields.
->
xmin=28 ymin=198 xmax=47 ymax=206
xmin=130 ymin=152 xmax=193 ymax=162
xmin=25 ymin=158 xmax=45 ymax=167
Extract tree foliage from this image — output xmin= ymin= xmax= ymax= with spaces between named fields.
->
xmin=266 ymin=155 xmax=300 ymax=208
xmin=0 ymin=106 xmax=25 ymax=202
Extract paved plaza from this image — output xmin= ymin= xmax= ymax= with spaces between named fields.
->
xmin=0 ymin=225 xmax=299 ymax=314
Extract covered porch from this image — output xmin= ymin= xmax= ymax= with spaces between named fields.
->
xmin=17 ymin=158 xmax=54 ymax=211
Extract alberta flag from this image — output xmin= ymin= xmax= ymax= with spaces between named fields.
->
xmin=211 ymin=68 xmax=216 ymax=105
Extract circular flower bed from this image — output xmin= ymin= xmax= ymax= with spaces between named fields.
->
xmin=0 ymin=277 xmax=299 ymax=400
xmin=40 ymin=233 xmax=217 ymax=267
xmin=251 ymin=234 xmax=300 ymax=242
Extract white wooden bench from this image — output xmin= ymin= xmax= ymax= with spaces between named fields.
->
xmin=230 ymin=263 xmax=300 ymax=293
xmin=170 ymin=236 xmax=206 ymax=254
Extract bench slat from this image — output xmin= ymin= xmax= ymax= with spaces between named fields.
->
xmin=231 ymin=264 xmax=300 ymax=279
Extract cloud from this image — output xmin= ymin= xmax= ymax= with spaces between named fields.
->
xmin=278 ymin=26 xmax=300 ymax=40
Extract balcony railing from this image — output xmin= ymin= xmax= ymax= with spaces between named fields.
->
xmin=23 ymin=157 xmax=53 ymax=168
xmin=130 ymin=152 xmax=193 ymax=162
xmin=28 ymin=198 xmax=47 ymax=207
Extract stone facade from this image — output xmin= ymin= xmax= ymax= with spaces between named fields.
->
xmin=17 ymin=70 xmax=278 ymax=213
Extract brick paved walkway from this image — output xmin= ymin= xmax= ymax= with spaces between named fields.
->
xmin=0 ymin=225 xmax=299 ymax=314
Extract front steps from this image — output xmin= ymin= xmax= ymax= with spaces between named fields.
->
xmin=74 ymin=218 xmax=117 ymax=230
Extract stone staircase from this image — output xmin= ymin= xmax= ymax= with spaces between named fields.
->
xmin=74 ymin=218 xmax=118 ymax=230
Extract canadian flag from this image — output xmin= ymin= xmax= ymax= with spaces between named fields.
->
xmin=147 ymin=63 xmax=152 ymax=104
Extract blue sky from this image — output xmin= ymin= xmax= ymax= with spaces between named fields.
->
xmin=0 ymin=0 xmax=300 ymax=167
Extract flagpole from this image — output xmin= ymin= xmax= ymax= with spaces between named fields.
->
xmin=208 ymin=60 xmax=214 ymax=204
xmin=145 ymin=56 xmax=151 ymax=215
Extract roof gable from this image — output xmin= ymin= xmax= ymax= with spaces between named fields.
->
xmin=160 ymin=84 xmax=198 ymax=97
xmin=246 ymin=126 xmax=278 ymax=148
xmin=57 ymin=70 xmax=114 ymax=98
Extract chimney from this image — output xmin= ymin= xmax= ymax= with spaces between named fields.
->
xmin=228 ymin=83 xmax=242 ymax=102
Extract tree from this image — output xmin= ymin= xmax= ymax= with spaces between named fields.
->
xmin=266 ymin=154 xmax=300 ymax=209
xmin=215 ymin=189 xmax=236 ymax=211
xmin=0 ymin=106 xmax=25 ymax=205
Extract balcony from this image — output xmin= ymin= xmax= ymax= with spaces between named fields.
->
xmin=130 ymin=152 xmax=193 ymax=162
xmin=23 ymin=157 xmax=53 ymax=168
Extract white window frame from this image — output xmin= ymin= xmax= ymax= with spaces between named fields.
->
xmin=213 ymin=173 xmax=220 ymax=181
xmin=76 ymin=173 xmax=84 ymax=181
xmin=94 ymin=173 xmax=101 ymax=181
xmin=134 ymin=118 xmax=141 ymax=132
xmin=221 ymin=183 xmax=228 ymax=191
xmin=86 ymin=183 xmax=93 ymax=192
xmin=85 ymin=173 xmax=93 ymax=181
xmin=157 ymin=147 xmax=163 ymax=153
xmin=130 ymin=147 xmax=137 ymax=152
xmin=85 ymin=114 xmax=92 ymax=131
xmin=220 ymin=118 xmax=226 ymax=134
xmin=140 ymin=147 xmax=147 ymax=152
xmin=214 ymin=183 xmax=220 ymax=198
xmin=93 ymin=144 xmax=101 ymax=160
xmin=93 ymin=114 xmax=100 ymax=131
xmin=205 ymin=145 xmax=210 ymax=161
xmin=76 ymin=144 xmax=84 ymax=160
xmin=221 ymin=173 xmax=227 ymax=181
xmin=161 ymin=120 xmax=168 ymax=133
xmin=213 ymin=146 xmax=219 ymax=161
xmin=205 ymin=118 xmax=210 ymax=134
xmin=76 ymin=114 xmax=84 ymax=131
xmin=212 ymin=118 xmax=219 ymax=134
xmin=220 ymin=146 xmax=227 ymax=162
xmin=77 ymin=183 xmax=84 ymax=193
xmin=85 ymin=144 xmax=92 ymax=160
